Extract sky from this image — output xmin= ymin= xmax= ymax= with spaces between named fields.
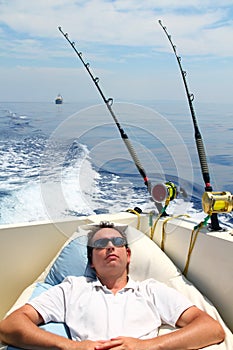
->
xmin=0 ymin=0 xmax=233 ymax=104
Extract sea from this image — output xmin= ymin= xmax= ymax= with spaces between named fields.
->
xmin=0 ymin=100 xmax=232 ymax=229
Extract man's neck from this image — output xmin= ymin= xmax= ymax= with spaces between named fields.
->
xmin=98 ymin=273 xmax=128 ymax=295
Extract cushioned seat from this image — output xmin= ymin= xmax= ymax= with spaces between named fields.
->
xmin=3 ymin=224 xmax=233 ymax=349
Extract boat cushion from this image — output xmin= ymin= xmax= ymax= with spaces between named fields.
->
xmin=4 ymin=224 xmax=233 ymax=350
xmin=44 ymin=233 xmax=96 ymax=285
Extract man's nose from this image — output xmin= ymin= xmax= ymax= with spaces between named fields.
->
xmin=106 ymin=241 xmax=115 ymax=249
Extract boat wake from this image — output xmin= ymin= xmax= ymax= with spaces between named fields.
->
xmin=0 ymin=103 xmax=232 ymax=228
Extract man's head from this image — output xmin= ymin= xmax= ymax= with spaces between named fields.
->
xmin=87 ymin=221 xmax=131 ymax=276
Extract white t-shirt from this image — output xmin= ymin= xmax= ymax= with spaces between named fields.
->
xmin=28 ymin=276 xmax=193 ymax=341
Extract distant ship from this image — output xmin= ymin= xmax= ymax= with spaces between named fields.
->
xmin=55 ymin=94 xmax=63 ymax=104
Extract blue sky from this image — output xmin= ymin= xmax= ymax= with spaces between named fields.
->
xmin=0 ymin=0 xmax=233 ymax=103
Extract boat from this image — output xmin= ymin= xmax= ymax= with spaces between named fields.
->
xmin=0 ymin=25 xmax=233 ymax=350
xmin=55 ymin=94 xmax=63 ymax=104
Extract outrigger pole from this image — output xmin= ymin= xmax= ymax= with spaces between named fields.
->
xmin=159 ymin=20 xmax=221 ymax=230
xmin=58 ymin=26 xmax=163 ymax=213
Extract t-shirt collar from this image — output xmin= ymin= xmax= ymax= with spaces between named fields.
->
xmin=92 ymin=275 xmax=136 ymax=292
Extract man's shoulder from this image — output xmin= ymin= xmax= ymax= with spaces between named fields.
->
xmin=129 ymin=276 xmax=159 ymax=286
xmin=132 ymin=277 xmax=175 ymax=294
xmin=128 ymin=276 xmax=162 ymax=290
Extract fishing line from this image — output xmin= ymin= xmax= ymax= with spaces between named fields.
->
xmin=159 ymin=20 xmax=221 ymax=231
xmin=58 ymin=26 xmax=163 ymax=213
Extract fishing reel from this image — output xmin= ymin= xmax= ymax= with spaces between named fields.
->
xmin=202 ymin=191 xmax=233 ymax=214
xmin=151 ymin=181 xmax=177 ymax=204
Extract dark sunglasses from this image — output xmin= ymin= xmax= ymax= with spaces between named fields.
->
xmin=92 ymin=237 xmax=127 ymax=249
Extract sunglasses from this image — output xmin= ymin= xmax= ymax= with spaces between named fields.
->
xmin=92 ymin=237 xmax=127 ymax=249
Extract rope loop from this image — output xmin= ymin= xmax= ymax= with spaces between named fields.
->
xmin=150 ymin=211 xmax=163 ymax=240
xmin=126 ymin=209 xmax=141 ymax=230
xmin=183 ymin=215 xmax=210 ymax=276
xmin=161 ymin=214 xmax=190 ymax=251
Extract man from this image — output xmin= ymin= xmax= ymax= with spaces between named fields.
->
xmin=0 ymin=221 xmax=225 ymax=350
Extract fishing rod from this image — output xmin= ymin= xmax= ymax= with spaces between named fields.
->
xmin=158 ymin=20 xmax=221 ymax=230
xmin=58 ymin=26 xmax=164 ymax=213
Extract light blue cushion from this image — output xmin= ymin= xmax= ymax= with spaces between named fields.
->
xmin=30 ymin=281 xmax=52 ymax=298
xmin=44 ymin=234 xmax=96 ymax=285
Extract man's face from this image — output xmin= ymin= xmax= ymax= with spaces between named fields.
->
xmin=90 ymin=228 xmax=131 ymax=277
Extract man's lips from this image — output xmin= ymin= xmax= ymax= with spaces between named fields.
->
xmin=105 ymin=254 xmax=118 ymax=261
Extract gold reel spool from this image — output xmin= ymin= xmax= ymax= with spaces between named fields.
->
xmin=202 ymin=191 xmax=233 ymax=214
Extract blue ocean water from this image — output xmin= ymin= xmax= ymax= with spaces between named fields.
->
xmin=0 ymin=100 xmax=232 ymax=227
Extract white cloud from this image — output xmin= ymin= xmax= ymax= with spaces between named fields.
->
xmin=0 ymin=1 xmax=232 ymax=102
xmin=0 ymin=0 xmax=232 ymax=52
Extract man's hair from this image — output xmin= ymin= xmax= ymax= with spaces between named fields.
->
xmin=87 ymin=221 xmax=128 ymax=264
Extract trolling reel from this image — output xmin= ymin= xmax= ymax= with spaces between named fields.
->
xmin=151 ymin=181 xmax=177 ymax=204
xmin=151 ymin=182 xmax=233 ymax=216
xmin=202 ymin=191 xmax=233 ymax=214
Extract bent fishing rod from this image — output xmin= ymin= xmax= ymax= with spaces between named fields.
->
xmin=58 ymin=26 xmax=163 ymax=213
xmin=159 ymin=20 xmax=221 ymax=230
